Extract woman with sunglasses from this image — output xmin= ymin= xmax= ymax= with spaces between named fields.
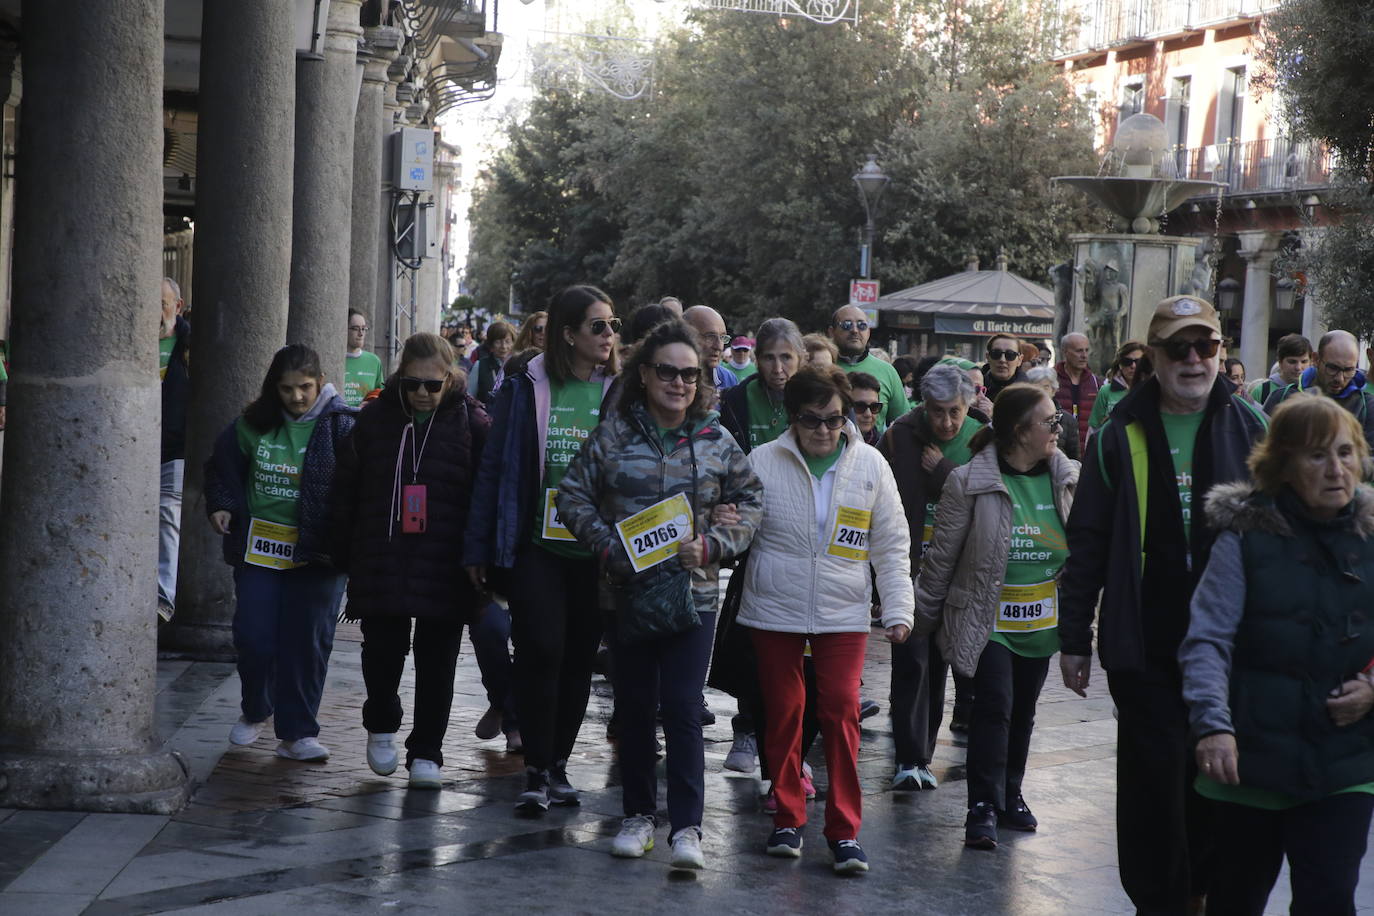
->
xmin=557 ymin=319 xmax=763 ymax=869
xmin=512 ymin=311 xmax=548 ymax=354
xmin=915 ymin=383 xmax=1078 ymax=850
xmin=1025 ymin=366 xmax=1081 ymax=460
xmin=1087 ymin=340 xmax=1151 ymax=435
xmin=332 ymin=333 xmax=490 ymax=788
xmin=738 ymin=365 xmax=914 ymax=873
xmin=465 ymin=285 xmax=621 ymax=814
xmin=204 ymin=344 xmax=356 ymax=762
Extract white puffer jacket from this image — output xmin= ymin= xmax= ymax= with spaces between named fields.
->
xmin=737 ymin=425 xmax=914 ymax=634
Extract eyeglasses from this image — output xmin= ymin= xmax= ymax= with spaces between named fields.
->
xmin=988 ymin=348 xmax=1020 ymax=362
xmin=1037 ymin=414 xmax=1064 ymax=431
xmin=700 ymin=333 xmax=731 ymax=347
xmin=836 ymin=320 xmax=869 ymax=332
xmin=586 ymin=317 xmax=622 ymax=336
xmin=349 ymin=325 xmax=368 ymax=333
xmin=797 ymin=413 xmax=846 ymax=430
xmin=853 ymin=401 xmax=884 ymax=414
xmin=400 ymin=376 xmax=446 ymax=393
xmin=1324 ymin=361 xmax=1359 ymax=377
xmin=975 ymin=385 xmax=988 ymax=395
xmin=645 ymin=363 xmax=701 ymax=384
xmin=1151 ymin=337 xmax=1220 ymax=362
xmin=1119 ymin=356 xmax=1140 ymax=368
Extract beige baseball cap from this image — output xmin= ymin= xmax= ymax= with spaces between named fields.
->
xmin=1147 ymin=295 xmax=1221 ymax=343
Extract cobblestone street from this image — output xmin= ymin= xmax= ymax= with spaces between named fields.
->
xmin=1 ymin=616 xmax=1369 ymax=915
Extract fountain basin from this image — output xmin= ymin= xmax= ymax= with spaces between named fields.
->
xmin=1053 ymin=176 xmax=1227 ymax=233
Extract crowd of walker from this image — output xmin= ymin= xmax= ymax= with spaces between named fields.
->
xmin=132 ymin=277 xmax=1374 ymax=913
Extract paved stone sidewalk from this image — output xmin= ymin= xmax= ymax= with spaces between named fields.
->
xmin=1 ymin=619 xmax=1370 ymax=914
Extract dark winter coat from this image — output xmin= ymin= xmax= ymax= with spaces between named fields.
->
xmin=1054 ymin=361 xmax=1102 ymax=455
xmin=332 ymin=384 xmax=491 ymax=620
xmin=161 ymin=315 xmax=191 ymax=463
xmin=1059 ymin=375 xmax=1269 ymax=672
xmin=204 ymin=387 xmax=357 ymax=569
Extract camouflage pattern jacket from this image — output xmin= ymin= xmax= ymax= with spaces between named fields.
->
xmin=557 ymin=401 xmax=764 ymax=613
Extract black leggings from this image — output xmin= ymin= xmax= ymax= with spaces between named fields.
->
xmin=360 ymin=616 xmax=464 ymax=767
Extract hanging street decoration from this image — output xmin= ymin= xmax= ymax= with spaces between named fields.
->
xmin=528 ymin=31 xmax=656 ymax=101
xmin=696 ymin=0 xmax=859 ymax=25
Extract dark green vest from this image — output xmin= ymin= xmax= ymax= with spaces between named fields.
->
xmin=1236 ymin=507 xmax=1374 ymax=801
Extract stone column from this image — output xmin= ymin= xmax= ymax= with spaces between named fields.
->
xmin=0 ymin=0 xmax=187 ymax=813
xmin=1237 ymin=230 xmax=1281 ymax=380
xmin=350 ymin=26 xmax=401 ymax=354
xmin=288 ymin=0 xmax=363 ymax=386
xmin=376 ymin=59 xmax=409 ymax=367
xmin=162 ymin=2 xmax=298 ymax=659
xmin=1299 ymin=227 xmax=1328 ymax=345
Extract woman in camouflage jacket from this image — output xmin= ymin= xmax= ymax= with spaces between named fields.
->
xmin=558 ymin=319 xmax=764 ymax=870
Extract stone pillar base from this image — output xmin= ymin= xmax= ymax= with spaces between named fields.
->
xmin=0 ymin=749 xmax=189 ymax=814
xmin=158 ymin=620 xmax=237 ymax=662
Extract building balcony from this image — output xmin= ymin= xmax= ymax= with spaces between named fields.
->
xmin=1173 ymin=137 xmax=1331 ymax=198
xmin=1050 ymin=0 xmax=1281 ymax=59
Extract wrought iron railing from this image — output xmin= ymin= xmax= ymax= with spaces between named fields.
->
xmin=1050 ymin=0 xmax=1281 ymax=58
xmin=1173 ymin=137 xmax=1331 ymax=196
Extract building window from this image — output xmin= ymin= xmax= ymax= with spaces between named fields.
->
xmin=1118 ymin=77 xmax=1145 ymax=125
xmin=1165 ymin=76 xmax=1191 ymax=175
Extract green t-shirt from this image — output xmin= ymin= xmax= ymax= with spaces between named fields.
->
xmin=1087 ymin=381 xmax=1128 ymax=432
xmin=1160 ymin=410 xmax=1205 ymax=542
xmin=1196 ymin=775 xmax=1374 ymax=810
xmin=158 ymin=335 xmax=176 ymax=380
xmin=729 ymin=360 xmax=757 ymax=381
xmin=920 ymin=415 xmax=982 ymax=568
xmin=745 ymin=380 xmax=789 ymax=450
xmin=839 ymin=353 xmax=907 ymax=427
xmin=534 ymin=378 xmax=603 ymax=558
xmin=803 ymin=439 xmax=845 ymax=479
xmin=990 ymin=470 xmax=1066 ymax=658
xmin=343 ymin=350 xmax=385 ymax=408
xmin=235 ymin=415 xmax=318 ymax=527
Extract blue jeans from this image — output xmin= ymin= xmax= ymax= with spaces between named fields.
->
xmin=469 ymin=600 xmax=518 ymax=731
xmin=613 ymin=611 xmax=717 ymax=833
xmin=232 ymin=564 xmax=345 ymax=741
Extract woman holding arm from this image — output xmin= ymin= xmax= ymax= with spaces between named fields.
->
xmin=1181 ymin=394 xmax=1374 ymax=914
xmin=557 ymin=319 xmax=763 ymax=869
xmin=914 ymin=383 xmax=1078 ymax=850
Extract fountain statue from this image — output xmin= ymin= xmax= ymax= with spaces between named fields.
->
xmin=1053 ymin=113 xmax=1225 ymax=371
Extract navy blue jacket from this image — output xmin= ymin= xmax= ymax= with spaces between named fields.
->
xmin=161 ymin=316 xmax=191 ymax=463
xmin=204 ymin=392 xmax=356 ymax=569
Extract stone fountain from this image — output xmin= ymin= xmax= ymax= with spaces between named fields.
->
xmin=1052 ymin=113 xmax=1226 ymax=370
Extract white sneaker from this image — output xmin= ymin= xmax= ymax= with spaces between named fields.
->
xmin=229 ymin=716 xmax=267 ymax=746
xmin=408 ymin=758 xmax=442 ymax=789
xmin=366 ymin=732 xmax=399 ymax=775
xmin=610 ymin=815 xmax=656 ymax=858
xmin=669 ymin=826 xmax=705 ymax=869
xmin=276 ymin=737 xmax=330 ymax=761
xmin=724 ymin=732 xmax=758 ymax=773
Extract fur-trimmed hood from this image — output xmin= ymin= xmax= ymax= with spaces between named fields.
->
xmin=1204 ymin=480 xmax=1374 ymax=540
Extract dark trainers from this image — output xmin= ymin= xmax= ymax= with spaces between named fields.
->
xmin=547 ymin=759 xmax=580 ymax=806
xmin=766 ymin=826 xmax=803 ymax=858
xmin=998 ymin=794 xmax=1038 ymax=832
xmin=964 ymin=801 xmax=998 ymax=849
xmin=858 ymin=698 xmax=880 ymax=720
xmin=828 ymin=838 xmax=870 ymax=874
xmin=516 ymin=767 xmax=550 ymax=815
xmin=699 ymin=697 xmax=716 ymax=727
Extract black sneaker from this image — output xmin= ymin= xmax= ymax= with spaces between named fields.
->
xmin=949 ymin=713 xmax=970 ymax=734
xmin=828 ymin=838 xmax=870 ymax=874
xmin=964 ymin=801 xmax=998 ymax=849
xmin=699 ymin=697 xmax=716 ymax=727
xmin=858 ymin=698 xmax=880 ymax=720
xmin=765 ymin=826 xmax=803 ymax=858
xmin=516 ymin=767 xmax=550 ymax=815
xmin=998 ymin=794 xmax=1038 ymax=832
xmin=547 ymin=759 xmax=580 ymax=806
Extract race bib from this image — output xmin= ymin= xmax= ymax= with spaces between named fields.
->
xmin=244 ymin=517 xmax=302 ymax=570
xmin=827 ymin=506 xmax=872 ymax=562
xmin=616 ymin=493 xmax=693 ymax=574
xmin=542 ymin=488 xmax=576 ymax=542
xmin=995 ymin=579 xmax=1057 ymax=632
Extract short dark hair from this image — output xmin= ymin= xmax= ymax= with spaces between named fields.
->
xmin=243 ymin=343 xmax=323 ymax=433
xmin=545 ymin=284 xmax=621 ymax=384
xmin=618 ymin=319 xmax=712 ymax=421
xmin=848 ymin=371 xmax=882 ymax=395
xmin=348 ymin=308 xmax=366 ymax=322
xmin=625 ymin=303 xmax=673 ymax=346
xmin=483 ymin=320 xmax=515 ymax=345
xmin=784 ymin=364 xmax=853 ymax=418
xmin=1277 ymin=333 xmax=1312 ymax=361
xmin=987 ymin=334 xmax=1021 ymax=353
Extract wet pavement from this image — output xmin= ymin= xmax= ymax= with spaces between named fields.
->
xmin=2 ymin=613 xmax=1372 ymax=914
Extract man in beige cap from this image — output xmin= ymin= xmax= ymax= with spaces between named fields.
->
xmin=1058 ymin=295 xmax=1268 ymax=914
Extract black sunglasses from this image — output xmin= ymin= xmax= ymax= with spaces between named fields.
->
xmin=587 ymin=317 xmax=622 ymax=336
xmin=1119 ymin=356 xmax=1141 ymax=368
xmin=1151 ymin=338 xmax=1220 ymax=362
xmin=400 ymin=376 xmax=446 ymax=393
xmin=798 ymin=413 xmax=846 ymax=430
xmin=853 ymin=401 xmax=884 ymax=414
xmin=646 ymin=363 xmax=701 ymax=384
xmin=988 ymin=348 xmax=1020 ymax=361
xmin=836 ymin=320 xmax=869 ymax=332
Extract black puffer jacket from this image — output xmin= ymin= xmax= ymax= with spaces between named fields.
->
xmin=331 ymin=383 xmax=491 ymax=620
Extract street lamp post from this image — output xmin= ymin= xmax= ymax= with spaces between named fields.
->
xmin=853 ymin=153 xmax=890 ymax=280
